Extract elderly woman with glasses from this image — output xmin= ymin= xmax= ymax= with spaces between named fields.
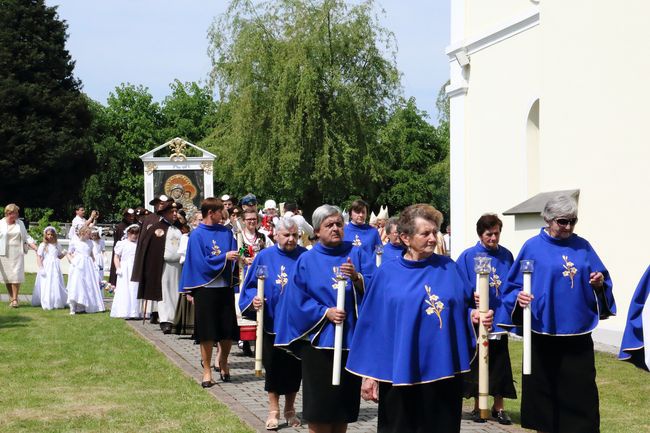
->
xmin=275 ymin=204 xmax=371 ymax=433
xmin=498 ymin=195 xmax=615 ymax=433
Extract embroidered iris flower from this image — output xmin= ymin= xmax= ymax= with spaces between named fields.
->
xmin=424 ymin=285 xmax=445 ymax=329
xmin=211 ymin=240 xmax=221 ymax=256
xmin=276 ymin=265 xmax=288 ymax=293
xmin=489 ymin=266 xmax=502 ymax=296
xmin=352 ymin=235 xmax=362 ymax=246
xmin=562 ymin=255 xmax=577 ymax=288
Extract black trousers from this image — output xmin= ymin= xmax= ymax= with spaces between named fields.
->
xmin=521 ymin=333 xmax=599 ymax=433
xmin=378 ymin=376 xmax=463 ymax=433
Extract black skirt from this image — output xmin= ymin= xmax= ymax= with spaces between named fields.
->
xmin=193 ymin=287 xmax=239 ymax=343
xmin=378 ymin=376 xmax=463 ymax=433
xmin=462 ymin=335 xmax=517 ymax=399
xmin=173 ymin=293 xmax=195 ymax=335
xmin=263 ymin=332 xmax=302 ymax=395
xmin=521 ymin=333 xmax=599 ymax=433
xmin=299 ymin=342 xmax=361 ymax=424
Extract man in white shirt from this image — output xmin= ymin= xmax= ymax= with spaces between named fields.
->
xmin=68 ymin=205 xmax=98 ymax=240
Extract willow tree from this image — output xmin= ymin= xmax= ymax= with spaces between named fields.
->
xmin=206 ymin=0 xmax=400 ymax=211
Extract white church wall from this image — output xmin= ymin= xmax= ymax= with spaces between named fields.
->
xmin=539 ymin=0 xmax=650 ymax=339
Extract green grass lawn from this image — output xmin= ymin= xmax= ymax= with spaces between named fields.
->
xmin=469 ymin=339 xmax=650 ymax=432
xmin=0 ymin=304 xmax=253 ymax=433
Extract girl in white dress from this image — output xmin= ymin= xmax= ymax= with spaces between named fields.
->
xmin=31 ymin=227 xmax=67 ymax=310
xmin=66 ymin=226 xmax=105 ymax=314
xmin=91 ymin=230 xmax=106 ymax=286
xmin=110 ymin=224 xmax=141 ymax=318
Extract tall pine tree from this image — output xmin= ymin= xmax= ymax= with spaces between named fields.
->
xmin=0 ymin=0 xmax=94 ymax=213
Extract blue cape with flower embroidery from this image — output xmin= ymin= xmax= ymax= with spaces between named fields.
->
xmin=179 ymin=223 xmax=237 ymax=292
xmin=273 ymin=241 xmax=370 ymax=351
xmin=238 ymin=244 xmax=307 ymax=333
xmin=497 ymin=228 xmax=615 ymax=335
xmin=382 ymin=242 xmax=405 ymax=263
xmin=456 ymin=241 xmax=515 ymax=333
xmin=344 ymin=222 xmax=381 ymax=278
xmin=346 ymin=255 xmax=476 ymax=385
xmin=618 ymin=265 xmax=650 ymax=371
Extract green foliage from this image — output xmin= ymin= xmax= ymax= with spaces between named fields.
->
xmin=82 ymin=81 xmax=219 ymax=221
xmin=205 ymin=0 xmax=401 ymax=213
xmin=26 ymin=208 xmax=61 ymax=243
xmin=0 ymin=0 xmax=95 ymax=213
xmin=376 ymin=97 xmax=449 ymax=216
xmin=82 ymin=84 xmax=163 ymax=220
xmin=161 ymin=79 xmax=218 ymax=145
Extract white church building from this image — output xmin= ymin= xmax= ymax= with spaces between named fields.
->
xmin=446 ymin=0 xmax=650 ymax=346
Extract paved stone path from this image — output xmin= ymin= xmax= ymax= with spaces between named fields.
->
xmin=127 ymin=319 xmax=530 ymax=433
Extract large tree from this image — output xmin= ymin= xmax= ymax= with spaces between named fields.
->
xmin=82 ymin=81 xmax=219 ymax=220
xmin=376 ymin=97 xmax=449 ymax=216
xmin=0 ymin=0 xmax=94 ymax=212
xmin=82 ymin=84 xmax=163 ymax=219
xmin=205 ymin=0 xmax=401 ymax=212
xmin=160 ymin=79 xmax=218 ymax=145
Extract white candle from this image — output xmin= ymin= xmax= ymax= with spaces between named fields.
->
xmin=254 ymin=275 xmax=265 ymax=377
xmin=523 ymin=271 xmax=532 ymax=375
xmin=477 ymin=271 xmax=490 ymax=419
xmin=375 ymin=253 xmax=382 ymax=267
xmin=332 ymin=277 xmax=346 ymax=385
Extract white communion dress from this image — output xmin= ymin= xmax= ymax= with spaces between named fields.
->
xmin=66 ymin=239 xmax=105 ymax=313
xmin=109 ymin=239 xmax=140 ymax=318
xmin=31 ymin=242 xmax=66 ymax=310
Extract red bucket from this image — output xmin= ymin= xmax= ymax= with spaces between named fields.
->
xmin=239 ymin=325 xmax=256 ymax=341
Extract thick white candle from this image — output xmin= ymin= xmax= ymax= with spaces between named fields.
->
xmin=332 ymin=278 xmax=346 ymax=385
xmin=254 ymin=276 xmax=265 ymax=376
xmin=478 ymin=272 xmax=490 ymax=420
xmin=523 ymin=272 xmax=532 ymax=375
xmin=375 ymin=252 xmax=382 ymax=267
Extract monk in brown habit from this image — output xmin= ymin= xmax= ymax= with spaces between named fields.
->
xmin=132 ymin=197 xmax=183 ymax=334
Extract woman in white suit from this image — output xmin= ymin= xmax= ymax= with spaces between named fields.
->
xmin=0 ymin=203 xmax=37 ymax=307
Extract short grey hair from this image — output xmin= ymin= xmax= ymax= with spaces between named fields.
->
xmin=275 ymin=216 xmax=298 ymax=232
xmin=541 ymin=195 xmax=578 ymax=221
xmin=312 ymin=205 xmax=342 ymax=231
xmin=385 ymin=216 xmax=399 ymax=235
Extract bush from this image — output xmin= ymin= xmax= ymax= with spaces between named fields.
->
xmin=27 ymin=209 xmax=62 ymax=244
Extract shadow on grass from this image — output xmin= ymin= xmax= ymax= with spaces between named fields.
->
xmin=0 ymin=313 xmax=32 ymax=329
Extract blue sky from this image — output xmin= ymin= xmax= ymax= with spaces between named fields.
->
xmin=45 ymin=0 xmax=450 ymax=124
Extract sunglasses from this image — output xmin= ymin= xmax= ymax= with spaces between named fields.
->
xmin=555 ymin=217 xmax=578 ymax=227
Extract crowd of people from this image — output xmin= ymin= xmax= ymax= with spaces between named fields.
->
xmin=1 ymin=193 xmax=647 ymax=433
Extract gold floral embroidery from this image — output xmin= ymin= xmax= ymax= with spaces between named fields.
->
xmin=211 ymin=240 xmax=221 ymax=256
xmin=489 ymin=266 xmax=502 ymax=296
xmin=352 ymin=235 xmax=362 ymax=246
xmin=562 ymin=255 xmax=577 ymax=288
xmin=424 ymin=285 xmax=445 ymax=329
xmin=276 ymin=265 xmax=288 ymax=293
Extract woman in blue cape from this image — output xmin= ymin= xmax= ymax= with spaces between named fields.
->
xmin=179 ymin=198 xmax=239 ymax=387
xmin=381 ymin=217 xmax=405 ymax=262
xmin=498 ymin=195 xmax=615 ymax=433
xmin=618 ymin=265 xmax=650 ymax=371
xmin=274 ymin=205 xmax=370 ymax=433
xmin=239 ymin=217 xmax=307 ymax=429
xmin=344 ymin=199 xmax=381 ymax=276
xmin=456 ymin=214 xmax=516 ymax=425
xmin=346 ymin=204 xmax=493 ymax=433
